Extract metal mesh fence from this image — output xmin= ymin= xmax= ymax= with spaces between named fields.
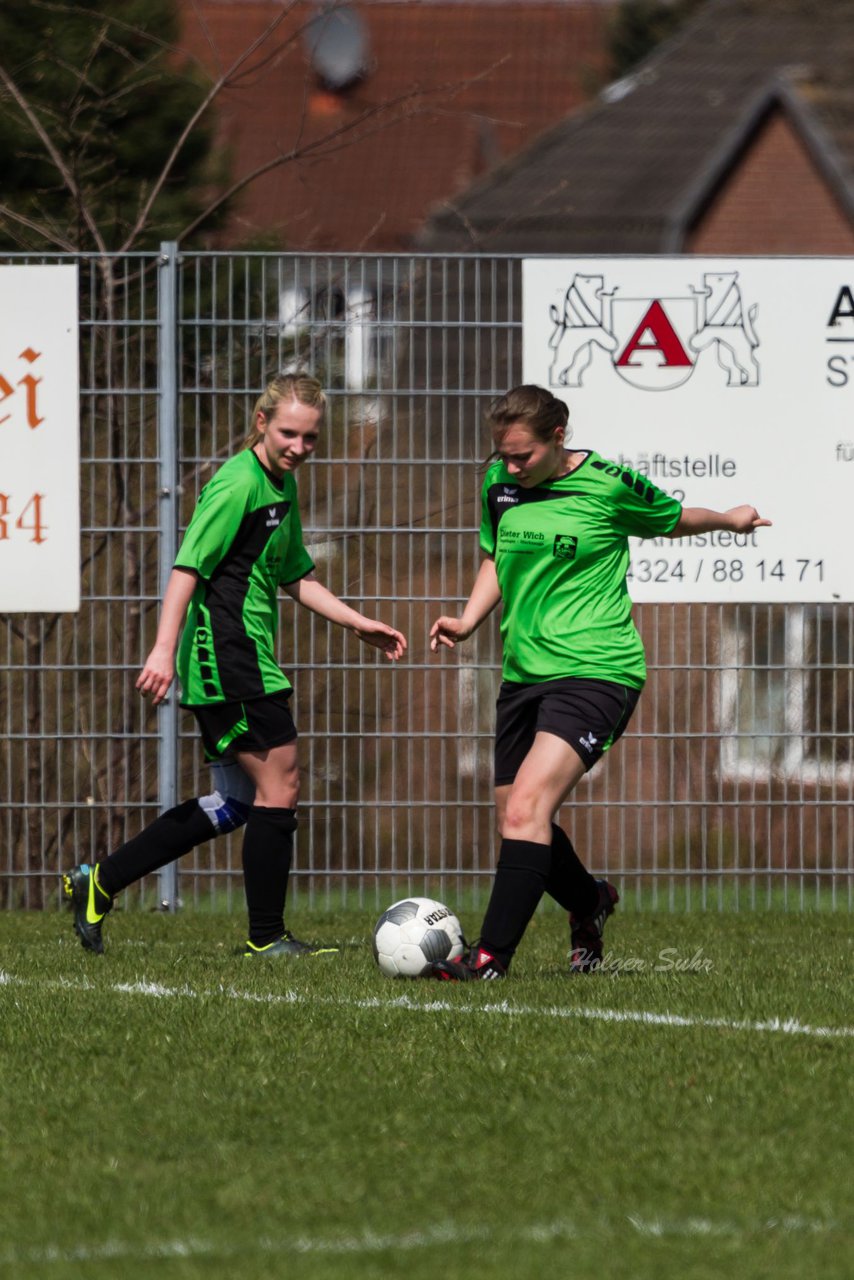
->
xmin=2 ymin=253 xmax=162 ymax=908
xmin=2 ymin=250 xmax=852 ymax=911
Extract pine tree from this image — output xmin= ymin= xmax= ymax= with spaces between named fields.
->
xmin=0 ymin=0 xmax=226 ymax=251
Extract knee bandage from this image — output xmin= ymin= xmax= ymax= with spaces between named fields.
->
xmin=198 ymin=761 xmax=255 ymax=835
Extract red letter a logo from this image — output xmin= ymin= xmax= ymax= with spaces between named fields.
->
xmin=616 ymin=300 xmax=692 ymax=367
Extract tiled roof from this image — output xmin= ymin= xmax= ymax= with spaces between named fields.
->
xmin=419 ymin=0 xmax=854 ymax=251
xmin=179 ymin=1 xmax=612 ymax=249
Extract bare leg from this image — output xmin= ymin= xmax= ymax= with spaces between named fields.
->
xmin=478 ymin=733 xmax=594 ymax=966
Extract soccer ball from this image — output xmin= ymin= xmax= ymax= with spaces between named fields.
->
xmin=372 ymin=897 xmax=465 ymax=978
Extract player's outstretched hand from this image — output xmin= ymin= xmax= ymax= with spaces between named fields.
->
xmin=136 ymin=648 xmax=175 ymax=706
xmin=727 ymin=506 xmax=773 ymax=533
xmin=429 ymin=616 xmax=471 ymax=652
xmin=354 ymin=621 xmax=407 ymax=661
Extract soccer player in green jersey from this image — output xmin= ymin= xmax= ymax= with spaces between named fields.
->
xmin=64 ymin=373 xmax=406 ymax=956
xmin=428 ymin=385 xmax=770 ymax=979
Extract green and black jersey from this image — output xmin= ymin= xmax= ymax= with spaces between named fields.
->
xmin=175 ymin=450 xmax=314 ymax=706
xmin=480 ymin=450 xmax=682 ymax=688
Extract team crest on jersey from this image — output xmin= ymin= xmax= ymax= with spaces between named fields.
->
xmin=553 ymin=534 xmax=578 ymax=560
xmin=547 ymin=271 xmax=760 ymax=391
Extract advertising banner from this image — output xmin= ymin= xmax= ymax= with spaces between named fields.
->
xmin=0 ymin=265 xmax=80 ymax=612
xmin=523 ymin=258 xmax=854 ymax=601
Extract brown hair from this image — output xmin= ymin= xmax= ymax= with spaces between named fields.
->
xmin=244 ymin=372 xmax=327 ymax=449
xmin=485 ymin=384 xmax=570 ymax=443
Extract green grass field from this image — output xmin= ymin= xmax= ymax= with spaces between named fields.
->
xmin=1 ymin=905 xmax=851 ymax=1280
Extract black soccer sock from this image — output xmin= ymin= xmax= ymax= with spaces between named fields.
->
xmin=479 ymin=838 xmax=552 ymax=968
xmin=545 ymin=823 xmax=598 ymax=918
xmin=241 ymin=805 xmax=298 ymax=947
xmin=96 ymin=800 xmax=217 ymax=896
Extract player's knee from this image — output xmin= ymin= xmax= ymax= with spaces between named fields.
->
xmin=502 ymin=797 xmax=536 ymax=836
xmin=198 ymin=762 xmax=256 ymax=835
xmin=198 ymin=790 xmax=251 ymax=835
xmin=501 ymin=789 xmax=552 ymax=840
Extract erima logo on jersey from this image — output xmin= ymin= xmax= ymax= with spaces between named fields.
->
xmin=497 ymin=491 xmax=519 ymax=505
xmin=266 ymin=506 xmax=281 ymax=528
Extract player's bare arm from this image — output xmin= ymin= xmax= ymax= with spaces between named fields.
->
xmin=430 ymin=555 xmax=502 ymax=652
xmin=136 ymin=566 xmax=199 ymax=705
xmin=284 ymin=571 xmax=407 ymax=660
xmin=669 ymin=505 xmax=772 ymax=537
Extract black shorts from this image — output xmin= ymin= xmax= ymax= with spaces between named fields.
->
xmin=494 ymin=676 xmax=640 ymax=785
xmin=189 ymin=690 xmax=297 ymax=761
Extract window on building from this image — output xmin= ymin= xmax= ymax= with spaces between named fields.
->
xmin=720 ymin=604 xmax=854 ymax=781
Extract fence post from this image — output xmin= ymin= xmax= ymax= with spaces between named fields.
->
xmin=156 ymin=242 xmax=180 ymax=910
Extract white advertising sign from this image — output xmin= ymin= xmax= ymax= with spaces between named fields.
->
xmin=0 ymin=265 xmax=80 ymax=611
xmin=523 ymin=258 xmax=854 ymax=601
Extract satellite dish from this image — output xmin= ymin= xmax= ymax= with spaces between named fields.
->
xmin=304 ymin=6 xmax=369 ymax=92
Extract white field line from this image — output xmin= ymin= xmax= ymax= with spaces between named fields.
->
xmin=1 ymin=969 xmax=852 ymax=1039
xmin=0 ymin=1212 xmax=841 ymax=1267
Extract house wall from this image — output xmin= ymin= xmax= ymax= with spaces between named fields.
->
xmin=685 ymin=108 xmax=854 ymax=254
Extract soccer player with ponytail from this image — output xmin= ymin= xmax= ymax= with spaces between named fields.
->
xmin=428 ymin=385 xmax=769 ymax=979
xmin=64 ymin=373 xmax=406 ymax=956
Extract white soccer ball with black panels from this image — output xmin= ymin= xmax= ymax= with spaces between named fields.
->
xmin=372 ymin=897 xmax=465 ymax=978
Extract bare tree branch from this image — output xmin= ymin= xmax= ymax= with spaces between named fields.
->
xmin=0 ymin=58 xmax=108 ymax=255
xmin=1 ymin=3 xmax=508 ymax=259
xmin=3 ymin=0 xmax=304 ymax=253
xmin=31 ymin=0 xmax=227 ymax=84
xmin=187 ymin=0 xmax=223 ymax=81
xmin=436 ymin=174 xmax=570 ymax=249
xmin=118 ymin=1 xmax=306 ymax=250
xmin=176 ymin=59 xmax=509 ymax=243
xmin=0 ymin=201 xmax=76 ymax=252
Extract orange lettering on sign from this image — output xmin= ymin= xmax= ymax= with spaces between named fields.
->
xmin=19 ymin=348 xmax=44 ymax=428
xmin=0 ymin=348 xmax=43 ymax=427
xmin=16 ymin=492 xmax=47 ymax=543
xmin=0 ymin=374 xmax=12 ymax=427
xmin=0 ymin=493 xmax=49 ymax=542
